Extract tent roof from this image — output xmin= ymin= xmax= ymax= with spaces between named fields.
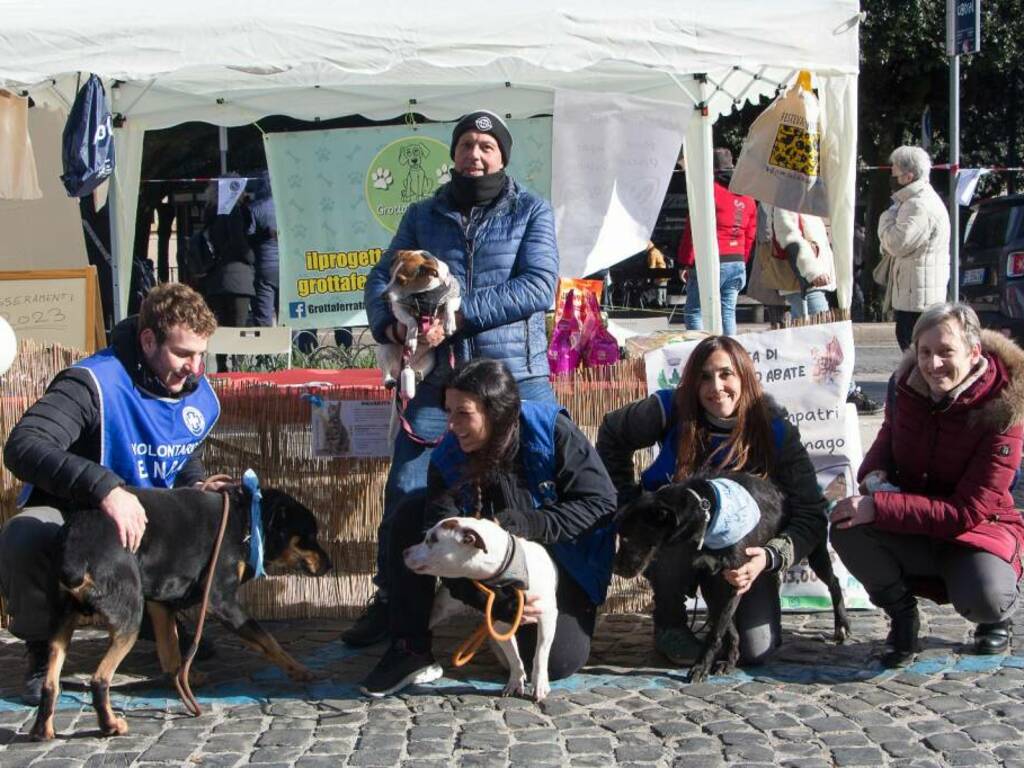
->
xmin=1 ymin=1 xmax=860 ymax=128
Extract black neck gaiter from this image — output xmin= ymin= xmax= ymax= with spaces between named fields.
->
xmin=450 ymin=169 xmax=507 ymax=211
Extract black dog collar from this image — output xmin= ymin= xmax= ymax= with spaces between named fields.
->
xmin=480 ymin=533 xmax=530 ymax=591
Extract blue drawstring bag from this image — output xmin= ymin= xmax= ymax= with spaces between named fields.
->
xmin=61 ymin=74 xmax=115 ymax=198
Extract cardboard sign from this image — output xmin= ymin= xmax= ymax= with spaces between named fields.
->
xmin=0 ymin=267 xmax=104 ymax=352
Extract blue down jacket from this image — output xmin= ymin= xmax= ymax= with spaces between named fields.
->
xmin=365 ymin=177 xmax=558 ymax=383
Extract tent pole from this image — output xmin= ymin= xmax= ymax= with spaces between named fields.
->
xmin=683 ymin=75 xmax=722 ymax=334
xmin=107 ymin=176 xmax=124 ymax=321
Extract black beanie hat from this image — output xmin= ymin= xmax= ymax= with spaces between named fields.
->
xmin=450 ymin=110 xmax=513 ymax=165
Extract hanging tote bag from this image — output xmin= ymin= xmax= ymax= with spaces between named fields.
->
xmin=729 ymin=75 xmax=829 ymax=217
xmin=61 ymin=75 xmax=115 ymax=198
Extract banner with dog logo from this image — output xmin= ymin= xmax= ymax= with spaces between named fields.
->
xmin=643 ymin=321 xmax=873 ymax=611
xmin=265 ymin=119 xmax=552 ymax=330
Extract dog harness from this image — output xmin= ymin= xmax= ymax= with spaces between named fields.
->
xmin=692 ymin=478 xmax=762 ymax=551
xmin=395 ymin=281 xmax=460 ymax=336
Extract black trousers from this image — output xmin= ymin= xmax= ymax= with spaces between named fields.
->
xmin=388 ymin=500 xmax=595 ymax=680
xmin=894 ymin=310 xmax=920 ymax=352
xmin=645 ymin=539 xmax=782 ymax=665
xmin=206 ymin=294 xmax=253 ymax=370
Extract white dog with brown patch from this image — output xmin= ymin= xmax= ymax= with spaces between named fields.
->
xmin=404 ymin=517 xmax=559 ymax=701
xmin=377 ymin=249 xmax=461 ymax=399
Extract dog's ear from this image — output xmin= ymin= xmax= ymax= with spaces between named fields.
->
xmin=398 ymin=146 xmax=409 ymax=165
xmin=460 ymin=526 xmax=488 ymax=553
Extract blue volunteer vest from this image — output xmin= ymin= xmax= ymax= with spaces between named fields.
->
xmin=432 ymin=400 xmax=616 ymax=605
xmin=640 ymin=389 xmax=787 ymax=491
xmin=73 ymin=348 xmax=220 ymax=487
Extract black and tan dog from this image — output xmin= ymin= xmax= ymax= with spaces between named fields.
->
xmin=614 ymin=471 xmax=850 ymax=683
xmin=30 ymin=485 xmax=332 ymax=741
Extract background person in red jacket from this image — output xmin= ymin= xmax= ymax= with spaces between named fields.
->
xmin=677 ymin=148 xmax=757 ymax=335
xmin=830 ymin=303 xmax=1024 ymax=668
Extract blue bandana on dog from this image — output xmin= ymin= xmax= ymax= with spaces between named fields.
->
xmin=696 ymin=478 xmax=761 ymax=550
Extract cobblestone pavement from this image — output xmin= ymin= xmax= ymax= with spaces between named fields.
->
xmin=2 ymin=601 xmax=1024 ymax=767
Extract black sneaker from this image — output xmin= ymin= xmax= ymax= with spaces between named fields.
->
xmin=341 ymin=592 xmax=390 ymax=647
xmin=847 ymin=386 xmax=883 ymax=416
xmin=23 ymin=640 xmax=49 ymax=706
xmin=360 ymin=640 xmax=442 ymax=697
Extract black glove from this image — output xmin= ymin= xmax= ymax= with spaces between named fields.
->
xmin=443 ymin=577 xmax=522 ymax=623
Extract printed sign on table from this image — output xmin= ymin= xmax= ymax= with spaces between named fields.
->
xmin=644 ymin=322 xmax=872 ymax=610
xmin=266 ymin=119 xmax=552 ymax=330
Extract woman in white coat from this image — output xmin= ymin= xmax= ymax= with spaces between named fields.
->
xmin=877 ymin=146 xmax=951 ymax=350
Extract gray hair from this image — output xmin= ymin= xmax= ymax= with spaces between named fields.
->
xmin=912 ymin=302 xmax=982 ymax=350
xmin=890 ymin=145 xmax=932 ymax=182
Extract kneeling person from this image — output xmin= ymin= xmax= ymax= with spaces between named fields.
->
xmin=361 ymin=359 xmax=617 ymax=696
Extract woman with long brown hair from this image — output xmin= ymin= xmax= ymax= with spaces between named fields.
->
xmin=597 ymin=335 xmax=827 ymax=667
xmin=361 ymin=358 xmax=617 ymax=697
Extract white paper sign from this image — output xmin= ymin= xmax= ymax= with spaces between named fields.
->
xmin=311 ymin=399 xmax=392 ymax=458
xmin=552 ymin=90 xmax=691 ymax=279
xmin=217 ymin=176 xmax=249 ymax=215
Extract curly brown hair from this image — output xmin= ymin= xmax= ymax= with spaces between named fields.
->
xmin=672 ymin=335 xmax=774 ymax=480
xmin=138 ymin=283 xmax=217 ymax=343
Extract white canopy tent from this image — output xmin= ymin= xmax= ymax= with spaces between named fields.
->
xmin=0 ymin=0 xmax=861 ymax=331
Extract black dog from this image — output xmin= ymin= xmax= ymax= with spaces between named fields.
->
xmin=614 ymin=471 xmax=850 ymax=683
xmin=30 ymin=485 xmax=332 ymax=741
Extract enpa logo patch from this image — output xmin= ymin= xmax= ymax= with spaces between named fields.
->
xmin=474 ymin=115 xmax=494 ymax=132
xmin=182 ymin=406 xmax=206 ymax=437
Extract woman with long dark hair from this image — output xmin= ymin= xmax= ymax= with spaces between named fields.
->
xmin=361 ymin=359 xmax=617 ymax=696
xmin=597 ymin=335 xmax=827 ymax=666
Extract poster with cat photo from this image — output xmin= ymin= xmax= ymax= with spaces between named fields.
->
xmin=310 ymin=398 xmax=392 ymax=458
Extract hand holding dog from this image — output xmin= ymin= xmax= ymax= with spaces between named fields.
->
xmin=829 ymin=495 xmax=876 ymax=529
xmin=99 ymin=486 xmax=148 ymax=552
xmin=723 ymin=547 xmax=767 ymax=595
xmin=518 ymin=593 xmax=546 ymax=625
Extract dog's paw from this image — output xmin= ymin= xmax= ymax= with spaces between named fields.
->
xmin=99 ymin=716 xmax=129 ymax=737
xmin=687 ymin=664 xmax=710 ymax=685
xmin=502 ymin=673 xmax=527 ymax=698
xmin=287 ymin=665 xmax=316 ymax=683
xmin=834 ymin=623 xmax=852 ymax=644
xmin=532 ymin=678 xmax=551 ymax=703
xmin=29 ymin=721 xmax=55 ymax=742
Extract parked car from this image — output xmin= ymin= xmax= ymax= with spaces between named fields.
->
xmin=960 ymin=194 xmax=1024 ymax=340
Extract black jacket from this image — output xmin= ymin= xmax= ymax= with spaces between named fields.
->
xmin=204 ymin=205 xmax=256 ymax=297
xmin=425 ymin=413 xmax=617 ymax=544
xmin=3 ymin=317 xmax=208 ymax=513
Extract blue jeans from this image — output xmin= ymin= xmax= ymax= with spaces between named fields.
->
xmin=683 ymin=261 xmax=747 ymax=336
xmin=785 ymin=289 xmax=829 ymax=319
xmin=374 ymin=375 xmax=556 ymax=594
xmin=250 ymin=258 xmax=279 ymax=327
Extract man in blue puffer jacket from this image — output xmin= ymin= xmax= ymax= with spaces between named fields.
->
xmin=344 ymin=110 xmax=558 ymax=647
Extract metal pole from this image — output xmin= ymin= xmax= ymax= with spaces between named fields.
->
xmin=218 ymin=126 xmax=229 ymax=175
xmin=948 ymin=0 xmax=960 ymax=302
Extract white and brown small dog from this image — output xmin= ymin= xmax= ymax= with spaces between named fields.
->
xmin=404 ymin=517 xmax=559 ymax=701
xmin=378 ymin=249 xmax=461 ymax=399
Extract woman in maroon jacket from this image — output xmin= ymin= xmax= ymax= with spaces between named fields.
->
xmin=831 ymin=302 xmax=1024 ymax=668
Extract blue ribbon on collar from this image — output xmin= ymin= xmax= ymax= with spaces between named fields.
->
xmin=242 ymin=468 xmax=266 ymax=579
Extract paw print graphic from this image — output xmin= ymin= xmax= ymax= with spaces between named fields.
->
xmin=320 ymin=197 xmax=335 ymax=214
xmin=315 ymin=146 xmax=331 ymax=163
xmin=372 ymin=168 xmax=393 ymax=190
xmin=436 ymin=163 xmax=452 ymax=184
xmin=293 ymin=225 xmax=308 ymax=239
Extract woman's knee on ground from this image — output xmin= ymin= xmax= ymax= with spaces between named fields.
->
xmin=945 ymin=558 xmax=1020 ymax=624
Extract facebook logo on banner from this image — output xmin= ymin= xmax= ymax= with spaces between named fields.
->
xmin=289 ymin=302 xmax=307 ymax=319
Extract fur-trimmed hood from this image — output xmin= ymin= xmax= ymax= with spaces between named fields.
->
xmin=894 ymin=329 xmax=1024 ymax=432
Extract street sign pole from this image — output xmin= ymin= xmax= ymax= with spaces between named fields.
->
xmin=948 ymin=0 xmax=982 ymax=303
xmin=947 ymin=0 xmax=960 ymax=302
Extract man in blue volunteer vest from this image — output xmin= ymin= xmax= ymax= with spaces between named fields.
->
xmin=0 ymin=282 xmax=221 ymax=705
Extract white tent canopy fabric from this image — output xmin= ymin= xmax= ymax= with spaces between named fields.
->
xmin=0 ymin=0 xmax=861 ymax=329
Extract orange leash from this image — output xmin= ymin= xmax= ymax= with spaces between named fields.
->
xmin=451 ymin=581 xmax=525 ymax=668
